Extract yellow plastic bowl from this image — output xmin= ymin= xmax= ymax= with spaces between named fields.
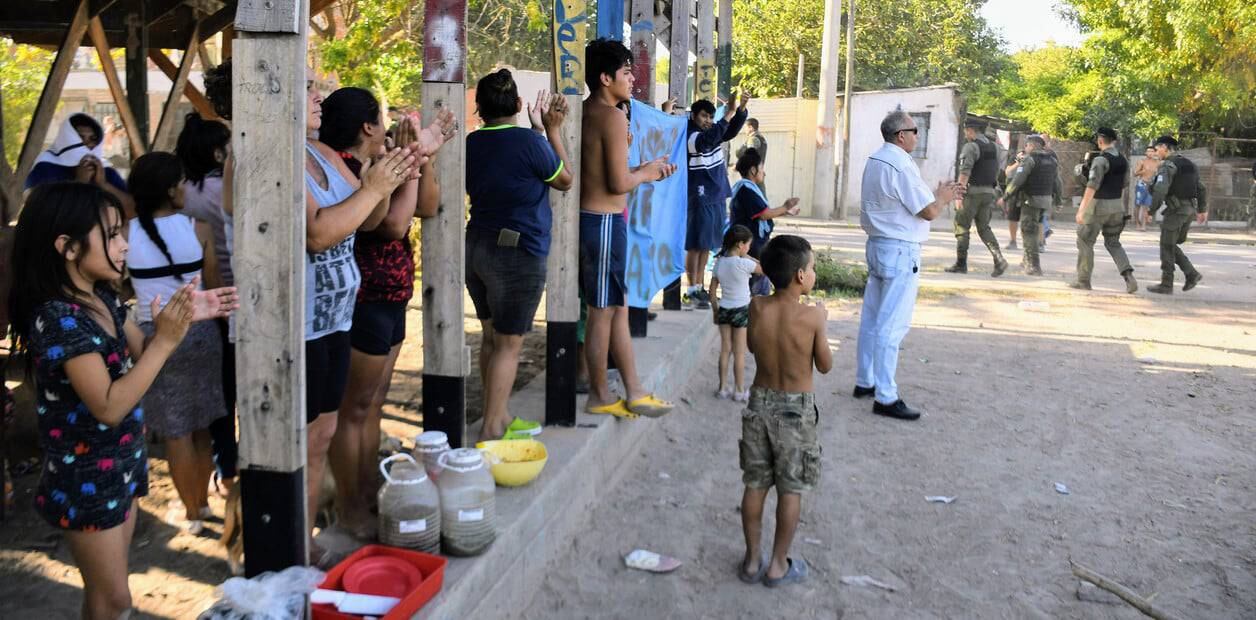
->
xmin=474 ymin=439 xmax=548 ymax=487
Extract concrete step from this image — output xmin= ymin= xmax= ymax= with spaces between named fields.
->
xmin=417 ymin=308 xmax=717 ymax=619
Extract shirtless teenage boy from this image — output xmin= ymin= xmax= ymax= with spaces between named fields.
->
xmin=738 ymin=234 xmax=832 ymax=587
xmin=579 ymin=38 xmax=678 ymax=418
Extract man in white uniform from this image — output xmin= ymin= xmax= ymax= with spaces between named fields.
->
xmin=852 ymin=111 xmax=962 ymax=420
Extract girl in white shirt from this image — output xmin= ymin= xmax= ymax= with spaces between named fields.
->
xmin=709 ymin=225 xmax=762 ymax=402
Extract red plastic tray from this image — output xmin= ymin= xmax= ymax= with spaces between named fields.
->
xmin=312 ymin=545 xmax=447 ymax=620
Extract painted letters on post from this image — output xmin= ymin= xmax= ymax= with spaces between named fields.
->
xmin=553 ymin=0 xmax=587 ymax=96
xmin=625 ymin=100 xmax=688 ymax=307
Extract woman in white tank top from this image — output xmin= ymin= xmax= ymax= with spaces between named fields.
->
xmin=125 ymin=152 xmax=226 ymax=535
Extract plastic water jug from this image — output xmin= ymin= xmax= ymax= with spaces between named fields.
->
xmin=436 ymin=448 xmax=496 ymax=556
xmin=376 ymin=454 xmax=441 ymax=554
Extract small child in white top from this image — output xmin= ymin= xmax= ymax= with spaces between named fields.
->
xmin=709 ymin=225 xmax=763 ymax=401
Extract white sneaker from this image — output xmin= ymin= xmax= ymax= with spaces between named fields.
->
xmin=715 ymin=388 xmax=732 ymax=399
xmin=165 ymin=506 xmax=205 ymax=536
xmin=733 ymin=390 xmax=750 ymax=403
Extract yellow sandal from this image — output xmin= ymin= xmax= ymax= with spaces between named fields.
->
xmin=586 ymin=399 xmax=638 ymax=419
xmin=627 ymin=394 xmax=674 ymax=418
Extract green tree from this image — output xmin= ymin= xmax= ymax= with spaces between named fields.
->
xmin=731 ymin=0 xmax=1006 ymax=97
xmin=0 ymin=39 xmax=55 ymax=167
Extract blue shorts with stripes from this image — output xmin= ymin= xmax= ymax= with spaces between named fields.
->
xmin=579 ymin=211 xmax=627 ymax=309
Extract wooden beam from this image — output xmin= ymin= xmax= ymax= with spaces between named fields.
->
xmin=546 ymin=0 xmax=585 ymax=428
xmin=668 ymin=0 xmax=690 ymax=107
xmin=197 ymin=42 xmax=215 ymax=71
xmin=124 ymin=3 xmax=149 ymax=151
xmin=152 ymin=22 xmax=200 ymax=151
xmin=149 ymin=47 xmax=219 ymax=122
xmin=420 ymin=0 xmax=468 ymax=447
xmin=233 ymin=0 xmax=309 ymax=576
xmin=812 ymin=0 xmax=840 ymax=218
xmin=629 ymin=0 xmax=655 ymax=104
xmin=694 ymin=0 xmax=715 ymax=103
xmin=16 ymin=0 xmax=89 ymax=185
xmin=88 ymin=17 xmax=146 ymax=158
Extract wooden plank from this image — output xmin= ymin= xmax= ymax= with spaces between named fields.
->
xmin=812 ymin=0 xmax=840 ymax=218
xmin=89 ymin=17 xmax=146 ymax=159
xmin=231 ymin=33 xmax=308 ymax=474
xmin=125 ymin=4 xmax=149 ymax=150
xmin=547 ymin=0 xmax=585 ymax=427
xmin=628 ymin=0 xmax=655 ymax=104
xmin=197 ymin=42 xmax=215 ymax=71
xmin=421 ymin=0 xmax=468 ymax=445
xmin=149 ymin=47 xmax=219 ymax=121
xmin=716 ymin=0 xmax=732 ymax=101
xmin=15 ymin=0 xmax=89 ymax=185
xmin=668 ymin=0 xmax=690 ymax=107
xmin=693 ymin=0 xmax=715 ymax=103
xmin=152 ymin=23 xmax=200 ymax=152
xmin=422 ymin=0 xmax=468 ymax=83
xmin=235 ymin=0 xmax=301 ymax=33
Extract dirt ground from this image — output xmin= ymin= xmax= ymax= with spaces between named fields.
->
xmin=0 ymin=301 xmax=545 ymax=619
xmin=526 ymin=283 xmax=1256 ymax=618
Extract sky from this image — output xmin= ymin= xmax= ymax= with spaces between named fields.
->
xmin=980 ymin=0 xmax=1085 ymax=51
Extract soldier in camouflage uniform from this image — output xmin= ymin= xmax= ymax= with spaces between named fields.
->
xmin=1070 ymin=128 xmax=1137 ymax=293
xmin=1147 ymin=135 xmax=1206 ymax=294
xmin=998 ymin=135 xmax=1060 ymax=275
xmin=946 ymin=119 xmax=1008 ymax=277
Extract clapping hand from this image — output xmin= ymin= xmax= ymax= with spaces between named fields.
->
xmin=417 ymin=107 xmax=457 ymax=156
xmin=152 ymin=283 xmax=195 ymax=348
xmin=738 ymin=90 xmax=752 ymax=110
xmin=362 ymin=146 xmax=423 ymax=197
xmin=646 ymin=157 xmax=678 ymax=181
xmin=527 ymin=90 xmax=549 ymax=131
xmin=935 ymin=181 xmax=964 ymax=205
xmin=785 ymin=197 xmax=801 ymax=216
xmin=541 ymin=93 xmax=568 ymax=132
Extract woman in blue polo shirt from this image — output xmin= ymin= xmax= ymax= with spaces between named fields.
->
xmin=465 ymin=69 xmax=572 ymax=441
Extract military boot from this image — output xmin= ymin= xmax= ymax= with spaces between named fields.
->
xmin=1122 ymin=270 xmax=1138 ymax=294
xmin=1147 ymin=273 xmax=1174 ymax=295
xmin=945 ymin=245 xmax=968 ymax=274
xmin=987 ymin=242 xmax=1008 ymax=278
xmin=1024 ymin=253 xmax=1042 ymax=276
xmin=1182 ymin=271 xmax=1203 ymax=292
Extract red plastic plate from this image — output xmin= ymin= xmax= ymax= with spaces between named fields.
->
xmin=342 ymin=556 xmax=423 ymax=599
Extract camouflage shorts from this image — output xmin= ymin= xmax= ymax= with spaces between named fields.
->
xmin=739 ymin=388 xmax=821 ymax=494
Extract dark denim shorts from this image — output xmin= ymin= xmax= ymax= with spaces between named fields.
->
xmin=465 ymin=229 xmax=548 ymax=335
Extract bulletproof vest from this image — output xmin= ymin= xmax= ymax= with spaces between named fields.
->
xmin=968 ymin=138 xmax=999 ymax=187
xmin=1024 ymin=151 xmax=1058 ymax=196
xmin=1168 ymin=155 xmax=1199 ymax=199
xmin=1094 ymin=152 xmax=1128 ymax=199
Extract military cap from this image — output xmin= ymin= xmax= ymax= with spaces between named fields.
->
xmin=1025 ymin=134 xmax=1047 ymax=147
xmin=1095 ymin=127 xmax=1118 ymax=142
xmin=964 ymin=118 xmax=987 ymax=130
xmin=1152 ymin=135 xmax=1179 ymax=148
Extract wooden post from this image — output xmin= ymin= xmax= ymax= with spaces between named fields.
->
xmin=88 ymin=17 xmax=147 ymax=160
xmin=627 ymin=0 xmax=656 ymax=336
xmin=232 ymin=0 xmax=309 ymax=576
xmin=716 ymin=0 xmax=732 ymax=101
xmin=668 ymin=0 xmax=691 ymax=107
xmin=812 ymin=0 xmax=840 ymax=219
xmin=597 ymin=0 xmax=624 ymax=40
xmin=153 ymin=24 xmax=201 ymax=152
xmin=796 ymin=54 xmax=805 ymax=97
xmin=836 ymin=0 xmax=855 ymax=220
xmin=15 ymin=0 xmax=89 ymax=186
xmin=546 ymin=0 xmax=586 ymax=428
xmin=125 ymin=3 xmax=150 ymax=153
xmin=420 ymin=0 xmax=469 ymax=447
xmin=693 ymin=0 xmax=715 ymax=104
xmin=628 ymin=0 xmax=655 ymax=105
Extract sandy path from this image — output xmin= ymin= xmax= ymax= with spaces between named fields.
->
xmin=525 ymin=288 xmax=1256 ymax=619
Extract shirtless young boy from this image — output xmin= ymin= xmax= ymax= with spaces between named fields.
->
xmin=579 ymin=38 xmax=678 ymax=418
xmin=738 ymin=234 xmax=832 ymax=587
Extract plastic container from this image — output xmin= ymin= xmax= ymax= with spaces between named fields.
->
xmin=312 ymin=545 xmax=447 ymax=620
xmin=376 ymin=454 xmax=441 ymax=554
xmin=413 ymin=430 xmax=450 ymax=481
xmin=436 ymin=448 xmax=496 ymax=556
xmin=475 ymin=439 xmax=548 ymax=487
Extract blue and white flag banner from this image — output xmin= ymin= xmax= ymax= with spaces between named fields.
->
xmin=625 ymin=99 xmax=688 ymax=308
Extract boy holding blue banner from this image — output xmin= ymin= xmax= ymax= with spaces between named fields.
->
xmin=579 ymin=39 xmax=678 ymax=419
xmin=684 ymin=92 xmax=750 ymax=309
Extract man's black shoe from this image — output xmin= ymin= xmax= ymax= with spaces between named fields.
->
xmin=852 ymin=385 xmax=876 ymax=399
xmin=647 ymin=311 xmax=658 ymax=321
xmin=872 ymin=399 xmax=922 ymax=420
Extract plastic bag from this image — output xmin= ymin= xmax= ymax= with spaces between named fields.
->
xmin=198 ymin=566 xmax=325 ymax=620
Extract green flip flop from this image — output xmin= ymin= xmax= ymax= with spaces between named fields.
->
xmin=505 ymin=417 xmax=542 ymax=437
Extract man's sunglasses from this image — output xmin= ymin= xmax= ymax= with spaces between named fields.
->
xmin=897 ymin=127 xmax=919 ymax=135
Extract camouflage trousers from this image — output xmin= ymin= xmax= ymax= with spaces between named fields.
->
xmin=739 ymin=388 xmax=820 ymax=494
